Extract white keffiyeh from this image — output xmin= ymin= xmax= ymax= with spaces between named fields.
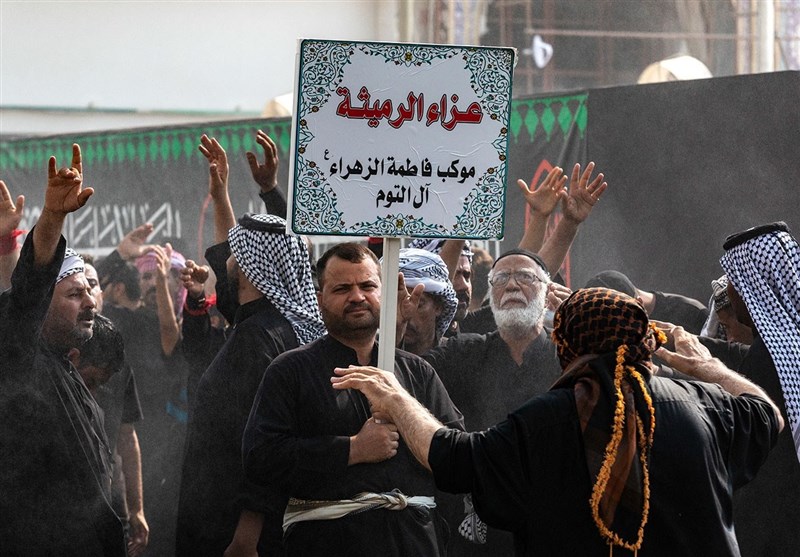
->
xmin=392 ymin=248 xmax=458 ymax=338
xmin=720 ymin=225 xmax=800 ymax=461
xmin=57 ymin=248 xmax=84 ymax=284
xmin=228 ymin=214 xmax=325 ymax=345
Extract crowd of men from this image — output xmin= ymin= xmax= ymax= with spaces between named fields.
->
xmin=0 ymin=133 xmax=798 ymax=557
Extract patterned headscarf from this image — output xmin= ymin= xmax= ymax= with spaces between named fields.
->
xmin=551 ymin=287 xmax=665 ymax=554
xmin=57 ymin=248 xmax=84 ymax=284
xmin=135 ymin=247 xmax=188 ymax=318
xmin=392 ymin=248 xmax=458 ymax=338
xmin=720 ymin=222 xmax=800 ymax=461
xmin=700 ymin=275 xmax=730 ymax=339
xmin=407 ymin=238 xmax=473 ymax=262
xmin=228 ymin=213 xmax=325 ymax=345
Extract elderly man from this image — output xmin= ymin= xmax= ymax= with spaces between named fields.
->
xmin=0 ymin=147 xmax=126 ymax=555
xmin=242 ymin=242 xmax=463 ymax=556
xmin=421 ymin=248 xmax=562 ymax=553
xmin=177 ymin=213 xmax=325 ymax=557
xmin=334 ymin=288 xmax=783 ymax=556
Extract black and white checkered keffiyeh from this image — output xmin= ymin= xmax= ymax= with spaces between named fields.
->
xmin=228 ymin=214 xmax=325 ymax=345
xmin=720 ymin=225 xmax=800 ymax=461
xmin=57 ymin=248 xmax=84 ymax=284
xmin=392 ymin=248 xmax=458 ymax=338
xmin=407 ymin=238 xmax=473 ymax=262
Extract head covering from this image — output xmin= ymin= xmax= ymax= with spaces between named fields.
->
xmin=551 ymin=287 xmax=666 ymax=553
xmin=407 ymin=238 xmax=473 ymax=262
xmin=228 ymin=213 xmax=325 ymax=345
xmin=583 ymin=270 xmax=637 ymax=298
xmin=720 ymin=221 xmax=800 ymax=461
xmin=135 ymin=247 xmax=188 ymax=318
xmin=57 ymin=248 xmax=84 ymax=284
xmin=491 ymin=247 xmax=549 ymax=276
xmin=392 ymin=248 xmax=458 ymax=338
xmin=700 ymin=275 xmax=730 ymax=339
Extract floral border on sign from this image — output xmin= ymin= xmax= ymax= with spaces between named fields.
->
xmin=292 ymin=40 xmax=513 ymax=238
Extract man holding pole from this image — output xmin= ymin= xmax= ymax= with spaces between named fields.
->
xmin=242 ymin=242 xmax=463 ymax=556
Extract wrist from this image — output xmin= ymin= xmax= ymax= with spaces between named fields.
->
xmin=0 ymin=229 xmax=24 ymax=255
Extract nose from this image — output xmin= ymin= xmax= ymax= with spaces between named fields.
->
xmin=83 ymin=288 xmax=97 ymax=310
xmin=347 ymin=286 xmax=367 ymax=302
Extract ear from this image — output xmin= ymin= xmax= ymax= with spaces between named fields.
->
xmin=67 ymin=347 xmax=81 ymax=367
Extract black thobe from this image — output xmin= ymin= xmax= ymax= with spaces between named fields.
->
xmin=0 ymin=232 xmax=125 ymax=556
xmin=424 ymin=330 xmax=561 ymax=556
xmin=429 ymin=371 xmax=780 ymax=557
xmin=731 ymin=335 xmax=800 ymax=555
xmin=243 ymin=335 xmax=464 ymax=557
xmin=177 ymin=297 xmax=298 ymax=556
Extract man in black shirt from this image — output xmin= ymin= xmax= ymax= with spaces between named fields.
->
xmin=0 ymin=146 xmax=126 ymax=556
xmin=334 ymin=287 xmax=782 ymax=556
xmin=243 ymin=243 xmax=463 ymax=556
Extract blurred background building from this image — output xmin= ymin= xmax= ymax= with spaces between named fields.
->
xmin=2 ymin=0 xmax=798 ymax=137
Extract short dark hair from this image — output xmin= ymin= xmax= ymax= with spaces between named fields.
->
xmin=96 ymin=258 xmax=141 ymax=301
xmin=316 ymin=242 xmax=379 ymax=289
xmin=78 ymin=314 xmax=126 ymax=375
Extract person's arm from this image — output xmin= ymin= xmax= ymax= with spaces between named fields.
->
xmin=247 ymin=130 xmax=287 ymax=219
xmin=223 ymin=510 xmax=263 ymax=557
xmin=199 ymin=134 xmax=236 ymax=243
xmin=395 ymin=272 xmax=425 ymax=347
xmin=655 ymin=323 xmax=784 ymax=432
xmin=116 ymin=223 xmax=155 ymax=262
xmin=537 ymin=162 xmax=607 ymax=275
xmin=0 ymin=146 xmax=90 ymax=366
xmin=148 ymin=244 xmax=181 ymax=355
xmin=34 ymin=144 xmax=94 ymax=267
xmin=332 ymin=365 xmax=444 ymax=470
xmin=516 ymin=166 xmax=567 ymax=253
xmin=118 ymin=423 xmax=149 ymax=557
xmin=439 ymin=240 xmax=464 ymax=281
xmin=0 ymin=180 xmax=25 ymax=290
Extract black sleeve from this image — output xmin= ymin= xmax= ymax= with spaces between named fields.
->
xmin=204 ymin=241 xmax=237 ymax=325
xmin=699 ymin=336 xmax=750 ymax=370
xmin=429 ymin=420 xmax=531 ymax=531
xmin=120 ymin=366 xmax=143 ymax=424
xmin=242 ymin=359 xmax=351 ymax=496
xmin=259 ymin=189 xmax=287 ymax=219
xmin=0 ymin=229 xmax=64 ymax=369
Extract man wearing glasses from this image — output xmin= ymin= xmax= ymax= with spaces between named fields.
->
xmin=422 ymin=248 xmax=562 ymax=554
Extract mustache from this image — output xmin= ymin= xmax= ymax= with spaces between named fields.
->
xmin=78 ymin=309 xmax=96 ymax=321
xmin=456 ymin=292 xmax=470 ymax=303
xmin=345 ymin=302 xmax=371 ymax=313
xmin=501 ymin=294 xmax=528 ymax=305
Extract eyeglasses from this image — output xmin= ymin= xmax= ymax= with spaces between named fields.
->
xmin=489 ymin=270 xmax=547 ymax=287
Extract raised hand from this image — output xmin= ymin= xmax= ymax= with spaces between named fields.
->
xmin=562 ymin=162 xmax=607 ymax=224
xmin=180 ymin=259 xmax=210 ymax=299
xmin=199 ymin=134 xmax=229 ymax=199
xmin=117 ymin=223 xmax=154 ymax=261
xmin=0 ymin=180 xmax=25 ymax=236
xmin=397 ymin=272 xmax=425 ymax=322
xmin=45 ymin=144 xmax=93 ymax=215
xmin=517 ymin=166 xmax=567 ymax=217
xmin=546 ymin=282 xmax=571 ymax=312
xmin=246 ymin=130 xmax=279 ymax=193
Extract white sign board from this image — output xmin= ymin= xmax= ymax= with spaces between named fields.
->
xmin=289 ymin=39 xmax=515 ymax=239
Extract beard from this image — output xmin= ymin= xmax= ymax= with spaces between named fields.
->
xmin=321 ymin=302 xmax=380 ymax=341
xmin=491 ymin=291 xmax=546 ymax=339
